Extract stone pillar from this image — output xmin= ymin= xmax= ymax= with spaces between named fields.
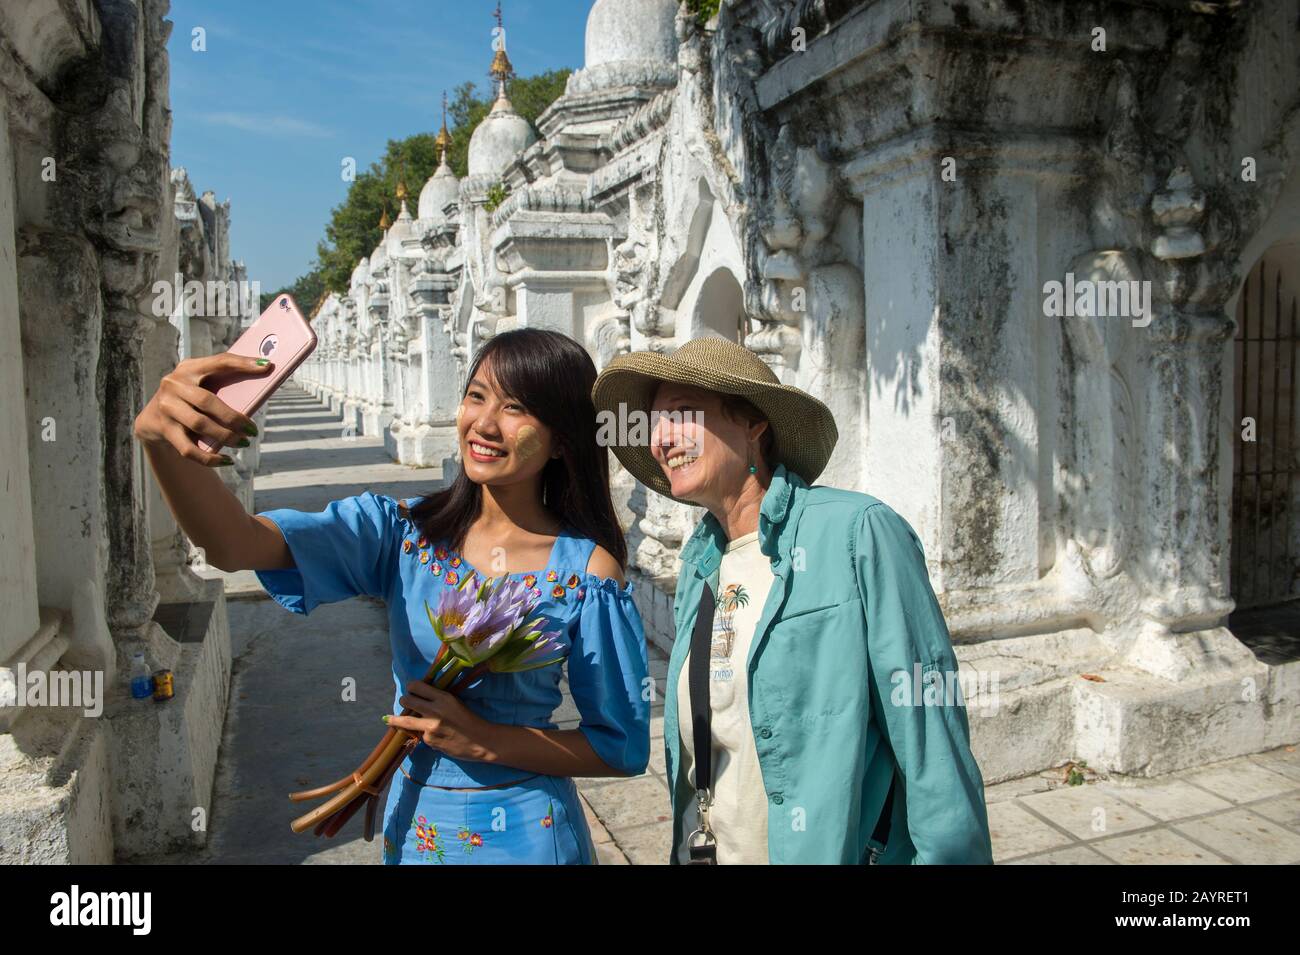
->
xmin=0 ymin=112 xmax=41 ymax=669
xmin=364 ymin=289 xmax=390 ymax=435
xmin=398 ymin=265 xmax=462 ymax=466
xmin=495 ymin=207 xmax=616 ymax=341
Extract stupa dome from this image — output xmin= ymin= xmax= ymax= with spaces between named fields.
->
xmin=467 ymin=93 xmax=537 ymax=178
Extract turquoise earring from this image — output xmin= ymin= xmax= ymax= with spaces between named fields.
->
xmin=748 ymin=464 xmax=757 ymax=474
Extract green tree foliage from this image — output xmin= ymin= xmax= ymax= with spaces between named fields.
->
xmin=311 ymin=130 xmax=439 ymax=299
xmin=266 ymin=69 xmax=571 ymax=314
xmin=259 ymin=269 xmax=325 ymax=315
xmin=681 ymin=0 xmax=720 ymax=26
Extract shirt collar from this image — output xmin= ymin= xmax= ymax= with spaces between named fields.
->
xmin=680 ymin=462 xmax=804 ymax=576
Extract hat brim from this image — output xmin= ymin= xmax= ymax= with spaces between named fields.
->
xmin=591 ymin=351 xmax=838 ymax=506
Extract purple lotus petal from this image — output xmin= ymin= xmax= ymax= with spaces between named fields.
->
xmin=443 ymin=578 xmax=542 ymax=663
xmin=435 ymin=584 xmax=480 ymax=639
xmin=431 ymin=573 xmax=558 ymax=667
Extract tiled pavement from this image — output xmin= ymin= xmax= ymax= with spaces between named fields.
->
xmin=568 ymin=646 xmax=673 ymax=865
xmin=984 ymin=745 xmax=1300 ymax=864
xmin=563 ymin=672 xmax=1300 ymax=865
xmin=195 ymin=384 xmax=1300 ymax=865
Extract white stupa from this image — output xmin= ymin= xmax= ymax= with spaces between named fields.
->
xmin=467 ymin=10 xmax=537 ymax=178
xmin=370 ymin=206 xmax=389 ymax=272
xmin=386 ymin=181 xmax=414 ymax=255
xmin=419 ymin=95 xmax=461 ymax=222
xmin=584 ymin=0 xmax=679 ymax=70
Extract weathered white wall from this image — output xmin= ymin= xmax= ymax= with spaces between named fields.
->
xmin=1 ymin=0 xmax=238 ymax=863
xmin=294 ymin=0 xmax=1300 ymax=783
xmin=0 ymin=97 xmax=40 ymax=665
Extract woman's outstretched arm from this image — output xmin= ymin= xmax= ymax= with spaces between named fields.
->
xmin=134 ymin=352 xmax=291 ymax=572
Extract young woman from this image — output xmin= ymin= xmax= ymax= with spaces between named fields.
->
xmin=135 ymin=328 xmax=651 ymax=864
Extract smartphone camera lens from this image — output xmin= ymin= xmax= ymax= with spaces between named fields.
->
xmin=260 ymin=335 xmax=278 ymax=357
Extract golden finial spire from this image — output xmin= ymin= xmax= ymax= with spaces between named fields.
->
xmin=378 ymin=206 xmax=391 ymax=230
xmin=434 ymin=91 xmax=452 ymax=163
xmin=490 ymin=48 xmax=513 ymax=82
xmin=489 ymin=1 xmax=513 ymax=100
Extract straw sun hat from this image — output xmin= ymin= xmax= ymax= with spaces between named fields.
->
xmin=590 ymin=336 xmax=839 ymax=505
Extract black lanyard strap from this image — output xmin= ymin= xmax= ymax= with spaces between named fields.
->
xmin=685 ymin=577 xmax=895 ymax=865
xmin=686 ymin=581 xmax=718 ymax=864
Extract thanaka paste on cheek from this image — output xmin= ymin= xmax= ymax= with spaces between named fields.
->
xmin=514 ymin=424 xmax=542 ymax=463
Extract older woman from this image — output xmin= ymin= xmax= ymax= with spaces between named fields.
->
xmin=592 ymin=336 xmax=993 ymax=865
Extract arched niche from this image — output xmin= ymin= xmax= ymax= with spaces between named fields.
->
xmin=691 ymin=266 xmax=746 ymax=343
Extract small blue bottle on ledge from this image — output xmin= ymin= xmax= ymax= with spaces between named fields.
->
xmin=130 ymin=652 xmax=154 ymax=699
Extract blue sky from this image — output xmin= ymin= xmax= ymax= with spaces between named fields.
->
xmin=167 ymin=0 xmax=591 ymax=292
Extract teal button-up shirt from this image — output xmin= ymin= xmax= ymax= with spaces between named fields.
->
xmin=663 ymin=463 xmax=994 ymax=864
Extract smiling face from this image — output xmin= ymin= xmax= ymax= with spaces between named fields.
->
xmin=458 ymin=356 xmax=559 ymax=487
xmin=649 ymin=382 xmax=767 ymax=509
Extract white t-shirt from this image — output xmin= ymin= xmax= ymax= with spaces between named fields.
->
xmin=675 ymin=529 xmax=776 ymax=864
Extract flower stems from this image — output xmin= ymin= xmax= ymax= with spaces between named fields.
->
xmin=288 ymin=581 xmax=566 ymax=842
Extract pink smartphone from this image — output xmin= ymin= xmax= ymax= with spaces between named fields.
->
xmin=197 ymin=293 xmax=317 ymax=453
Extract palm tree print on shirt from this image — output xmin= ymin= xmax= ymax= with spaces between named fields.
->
xmin=710 ymin=583 xmax=749 ymax=660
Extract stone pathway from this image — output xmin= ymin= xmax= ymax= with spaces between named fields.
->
xmin=182 ymin=383 xmax=1300 ymax=865
xmin=984 ymin=746 xmax=1300 ymax=864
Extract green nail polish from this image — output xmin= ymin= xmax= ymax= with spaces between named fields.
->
xmin=243 ymin=423 xmax=259 ymax=437
xmin=381 ymin=715 xmax=392 ymax=724
xmin=238 ymin=438 xmax=250 ymax=448
xmin=217 ymin=455 xmax=234 ymax=467
xmin=255 ymin=358 xmax=269 ymax=366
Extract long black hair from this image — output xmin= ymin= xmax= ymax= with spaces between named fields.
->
xmin=408 ymin=328 xmax=627 ymax=568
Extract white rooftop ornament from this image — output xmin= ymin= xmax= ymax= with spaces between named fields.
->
xmin=371 ymin=206 xmax=390 ymax=270
xmin=468 ymin=93 xmax=537 ymax=177
xmin=419 ymin=159 xmax=460 ymax=221
xmin=566 ymin=0 xmax=680 ymax=95
xmin=387 ymin=180 xmax=415 ymax=252
xmin=584 ymin=0 xmax=679 ymax=70
xmin=350 ymin=256 xmax=370 ymax=294
xmin=419 ymin=92 xmax=461 ymax=221
xmin=467 ymin=4 xmax=538 ymax=178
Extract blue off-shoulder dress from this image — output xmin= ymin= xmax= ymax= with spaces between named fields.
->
xmin=253 ymin=491 xmax=651 ymax=865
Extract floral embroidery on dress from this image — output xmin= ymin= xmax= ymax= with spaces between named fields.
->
xmin=540 ymin=801 xmax=554 ymax=828
xmin=404 ymin=535 xmax=596 ymax=617
xmin=383 ymin=835 xmax=398 ymax=863
xmin=457 ymin=828 xmax=485 ymax=855
xmin=412 ymin=814 xmax=446 ymax=863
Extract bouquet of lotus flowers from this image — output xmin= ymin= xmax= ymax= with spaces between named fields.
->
xmin=288 ymin=572 xmax=567 ymax=839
